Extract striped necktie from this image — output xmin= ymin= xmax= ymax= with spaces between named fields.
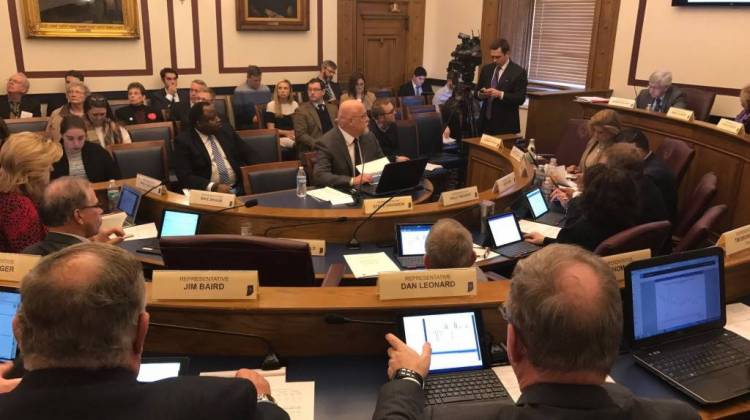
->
xmin=208 ymin=135 xmax=230 ymax=185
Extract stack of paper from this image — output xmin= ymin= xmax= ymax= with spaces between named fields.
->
xmin=123 ymin=223 xmax=159 ymax=241
xmin=343 ymin=252 xmax=400 ymax=278
xmin=425 ymin=163 xmax=443 ymax=171
xmin=101 ymin=212 xmax=127 ymax=230
xmin=356 ymin=157 xmax=391 ymax=176
xmin=726 ymin=303 xmax=750 ymax=339
xmin=518 ymin=220 xmax=561 ymax=239
xmin=443 ymin=137 xmax=457 ymax=145
xmin=307 ymin=187 xmax=354 ymax=206
xmin=575 ymin=96 xmax=610 ymax=103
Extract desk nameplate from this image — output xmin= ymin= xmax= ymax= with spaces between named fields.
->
xmin=281 ymin=238 xmax=326 ymax=256
xmin=378 ymin=268 xmax=477 ymax=300
xmin=492 ymin=172 xmax=516 ymax=195
xmin=152 ymin=270 xmax=259 ymax=300
xmin=509 ymin=146 xmax=524 ymax=162
xmin=136 ymin=174 xmax=165 ymax=195
xmin=666 ymin=107 xmax=695 ymax=122
xmin=188 ymin=190 xmax=236 ymax=208
xmin=716 ymin=118 xmax=746 ymax=136
xmin=479 ymin=134 xmax=504 ymax=151
xmin=440 ymin=186 xmax=479 ymax=207
xmin=608 ymin=97 xmax=636 ymax=109
xmin=718 ymin=225 xmax=750 ymax=256
xmin=0 ymin=253 xmax=41 ymax=283
xmin=601 ymin=249 xmax=651 ymax=283
xmin=363 ymin=196 xmax=413 ymax=215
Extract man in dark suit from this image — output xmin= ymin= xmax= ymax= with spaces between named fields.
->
xmin=149 ymin=67 xmax=190 ymax=122
xmin=23 ymin=177 xmax=124 ymax=256
xmin=313 ymin=100 xmax=384 ymax=188
xmin=318 ymin=60 xmax=341 ymax=103
xmin=46 ymin=70 xmax=84 ymax=116
xmin=372 ymin=244 xmax=699 ymax=420
xmin=476 ymin=39 xmax=528 ymax=135
xmin=0 ymin=73 xmax=41 ymax=119
xmin=635 ymin=71 xmax=687 ymax=113
xmin=397 ymin=66 xmax=430 ymax=97
xmin=0 ymin=243 xmax=289 ymax=420
xmin=174 ymin=102 xmax=248 ymax=194
xmin=293 ymin=78 xmax=338 ymax=159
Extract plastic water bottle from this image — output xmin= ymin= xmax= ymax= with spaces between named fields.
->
xmin=528 ymin=138 xmax=537 ymax=156
xmin=106 ymin=179 xmax=120 ymax=211
xmin=541 ymin=177 xmax=554 ymax=202
xmin=296 ymin=166 xmax=307 ymax=198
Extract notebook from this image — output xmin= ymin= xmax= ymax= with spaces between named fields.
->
xmin=117 ymin=185 xmax=143 ymax=227
xmin=394 ymin=223 xmax=433 ymax=269
xmin=524 ymin=188 xmax=565 ymax=226
xmin=625 ymin=247 xmax=750 ymax=404
xmin=487 ymin=212 xmax=539 ymax=258
xmin=0 ymin=286 xmax=20 ymax=361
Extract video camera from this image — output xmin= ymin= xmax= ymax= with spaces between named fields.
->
xmin=447 ymin=32 xmax=482 ymax=85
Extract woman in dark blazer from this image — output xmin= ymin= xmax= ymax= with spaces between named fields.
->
xmin=52 ymin=115 xmax=119 ymax=183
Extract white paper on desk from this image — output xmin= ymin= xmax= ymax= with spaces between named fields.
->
xmin=20 ymin=111 xmax=33 ymax=118
xmin=575 ymin=96 xmax=610 ymax=104
xmin=200 ymin=367 xmax=287 ymax=378
xmin=518 ymin=219 xmax=561 ymax=239
xmin=356 ymin=156 xmax=391 ymax=176
xmin=344 ymin=252 xmax=400 ymax=278
xmin=473 ymin=244 xmax=499 ymax=261
xmin=548 ymin=165 xmax=577 ymax=189
xmin=279 ymin=137 xmax=295 ymax=149
xmin=122 ymin=223 xmax=158 ymax=241
xmin=101 ymin=212 xmax=127 ymax=230
xmin=273 ymin=380 xmax=315 ymax=420
xmin=425 ymin=163 xmax=443 ymax=171
xmin=492 ymin=365 xmax=614 ymax=402
xmin=443 ymin=137 xmax=457 ymax=145
xmin=307 ymin=187 xmax=354 ymax=206
xmin=726 ymin=303 xmax=750 ymax=339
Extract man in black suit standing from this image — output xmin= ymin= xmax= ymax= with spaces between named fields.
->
xmin=0 ymin=243 xmax=289 ymax=420
xmin=174 ymin=102 xmax=248 ymax=194
xmin=313 ymin=100 xmax=384 ymax=188
xmin=477 ymin=39 xmax=528 ymax=135
xmin=397 ymin=66 xmax=430 ymax=97
xmin=0 ymin=73 xmax=41 ymax=119
xmin=372 ymin=244 xmax=699 ymax=420
xmin=149 ymin=67 xmax=190 ymax=122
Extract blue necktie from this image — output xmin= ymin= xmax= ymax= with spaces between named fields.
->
xmin=208 ymin=135 xmax=230 ymax=185
xmin=486 ymin=66 xmax=500 ymax=119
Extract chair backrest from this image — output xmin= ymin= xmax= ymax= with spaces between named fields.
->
xmin=108 ymin=99 xmax=130 ymax=115
xmin=654 ymin=137 xmax=694 ymax=185
xmin=553 ymin=118 xmax=590 ymax=166
xmin=394 ymin=120 xmax=420 ymax=158
xmin=373 ymin=88 xmax=393 ymax=98
xmin=673 ymin=205 xmax=727 ymax=253
xmin=255 ymin=103 xmax=267 ymax=128
xmin=673 ymin=171 xmax=718 ymax=237
xmin=159 ymin=234 xmax=316 ymax=287
xmin=240 ymin=160 xmax=300 ymax=195
xmin=236 ymin=129 xmax=281 ymax=165
xmin=594 ymin=221 xmax=672 ymax=257
xmin=126 ymin=121 xmax=174 ymax=144
xmin=399 ymin=95 xmax=426 ymax=108
xmin=302 ymin=151 xmax=319 ymax=185
xmin=107 ymin=140 xmax=168 ymax=181
xmin=4 ymin=117 xmax=49 ymax=134
xmin=412 ymin=111 xmax=443 ymax=157
xmin=681 ymin=87 xmax=716 ymax=122
xmin=406 ymin=104 xmax=438 ymax=120
xmin=213 ymin=96 xmax=234 ymax=128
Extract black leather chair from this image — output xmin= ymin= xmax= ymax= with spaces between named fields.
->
xmin=237 ymin=129 xmax=281 ymax=165
xmin=240 ymin=161 xmax=300 ymax=195
xmin=4 ymin=117 xmax=48 ymax=134
xmin=108 ymin=140 xmax=168 ymax=181
xmin=412 ymin=112 xmax=463 ymax=168
xmin=399 ymin=95 xmax=426 ymax=108
xmin=681 ymin=87 xmax=716 ymax=122
xmin=213 ymin=96 xmax=233 ymax=128
xmin=394 ymin=120 xmax=420 ymax=158
xmin=594 ymin=221 xmax=673 ymax=257
xmin=655 ymin=137 xmax=695 ymax=186
xmin=406 ymin=104 xmax=438 ymax=120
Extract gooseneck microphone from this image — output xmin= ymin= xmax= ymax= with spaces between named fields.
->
xmin=348 ymin=138 xmax=366 ymax=207
xmin=140 ymin=181 xmax=165 ymax=198
xmin=205 ymin=198 xmax=259 ymax=214
xmin=346 ymin=195 xmax=396 ymax=250
xmin=324 ymin=314 xmax=398 ymax=326
xmin=149 ymin=322 xmax=281 ymax=370
xmin=262 ymin=216 xmax=348 ymax=236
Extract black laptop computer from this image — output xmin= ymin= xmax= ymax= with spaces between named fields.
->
xmin=394 ymin=223 xmax=433 ymax=269
xmin=625 ymin=247 xmax=750 ymax=404
xmin=360 ymin=158 xmax=428 ymax=197
xmin=401 ymin=310 xmax=510 ymax=406
xmin=0 ymin=286 xmax=20 ymax=362
xmin=487 ymin=212 xmax=540 ymax=258
xmin=524 ymin=187 xmax=565 ymax=226
xmin=138 ymin=209 xmax=202 ymax=256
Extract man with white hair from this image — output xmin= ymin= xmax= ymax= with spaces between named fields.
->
xmin=635 ymin=70 xmax=687 ymax=113
xmin=0 ymin=73 xmax=41 ymax=119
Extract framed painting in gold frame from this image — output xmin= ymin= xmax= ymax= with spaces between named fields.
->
xmin=22 ymin=0 xmax=140 ymax=39
xmin=236 ymin=0 xmax=309 ymax=31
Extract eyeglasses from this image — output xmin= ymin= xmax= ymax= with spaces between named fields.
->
xmin=79 ymin=202 xmax=103 ymax=211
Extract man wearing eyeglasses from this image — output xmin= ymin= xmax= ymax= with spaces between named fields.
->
xmin=369 ymin=98 xmax=409 ymax=163
xmin=635 ymin=70 xmax=687 ymax=113
xmin=23 ymin=177 xmax=125 ymax=256
xmin=292 ymin=78 xmax=339 ymax=159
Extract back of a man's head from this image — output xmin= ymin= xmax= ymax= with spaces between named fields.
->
xmin=39 ymin=176 xmax=90 ymax=227
xmin=506 ymin=244 xmax=622 ymax=375
xmin=16 ymin=243 xmax=145 ymax=370
xmin=424 ymin=219 xmax=475 ymax=269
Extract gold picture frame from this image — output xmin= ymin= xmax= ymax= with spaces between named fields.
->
xmin=236 ymin=0 xmax=309 ymax=31
xmin=22 ymin=0 xmax=140 ymax=39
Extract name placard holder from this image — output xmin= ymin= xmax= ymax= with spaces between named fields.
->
xmin=0 ymin=253 xmax=41 ymax=283
xmin=601 ymin=249 xmax=652 ymax=283
xmin=716 ymin=118 xmax=746 ymax=136
xmin=509 ymin=146 xmax=525 ymax=162
xmin=440 ymin=186 xmax=479 ymax=207
xmin=492 ymin=172 xmax=516 ymax=195
xmin=717 ymin=224 xmax=750 ymax=257
xmin=608 ymin=97 xmax=636 ymax=109
xmin=281 ymin=238 xmax=326 ymax=256
xmin=666 ymin=107 xmax=695 ymax=122
xmin=152 ymin=270 xmax=259 ymax=300
xmin=378 ymin=268 xmax=477 ymax=300
xmin=479 ymin=134 xmax=504 ymax=150
xmin=188 ymin=190 xmax=236 ymax=208
xmin=136 ymin=173 xmax=164 ymax=195
xmin=363 ymin=196 xmax=413 ymax=215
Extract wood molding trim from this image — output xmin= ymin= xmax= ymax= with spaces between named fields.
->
xmin=586 ymin=0 xmax=620 ymax=89
xmin=166 ymin=0 xmax=202 ymax=75
xmin=480 ymin=0 xmax=501 ymax=64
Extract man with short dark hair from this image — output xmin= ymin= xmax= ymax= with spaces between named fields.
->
xmin=373 ymin=244 xmax=699 ymax=419
xmin=477 ymin=38 xmax=528 ymax=135
xmin=233 ymin=66 xmax=267 ymax=130
xmin=318 ymin=60 xmax=340 ymax=102
xmin=235 ymin=65 xmax=270 ymax=94
xmin=0 ymin=73 xmax=41 ymax=119
xmin=0 ymin=243 xmax=290 ymax=419
xmin=369 ymin=98 xmax=408 ymax=162
xmin=149 ymin=67 xmax=189 ymax=120
xmin=398 ymin=67 xmax=430 ymax=97
xmin=293 ymin=78 xmax=338 ymax=159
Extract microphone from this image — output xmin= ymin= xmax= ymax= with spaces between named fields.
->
xmin=347 ymin=195 xmax=395 ymax=250
xmin=324 ymin=314 xmax=397 ymax=326
xmin=205 ymin=198 xmax=259 ymax=214
xmin=140 ymin=180 xmax=165 ymax=198
xmin=149 ymin=322 xmax=281 ymax=370
xmin=348 ymin=138 xmax=366 ymax=207
xmin=262 ymin=216 xmax=348 ymax=236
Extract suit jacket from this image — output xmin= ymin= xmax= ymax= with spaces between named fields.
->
xmin=313 ymin=128 xmax=384 ymax=188
xmin=635 ymin=86 xmax=687 ymax=113
xmin=148 ymin=88 xmax=190 ymax=115
xmin=397 ymin=81 xmax=431 ymax=97
xmin=46 ymin=94 xmax=67 ymax=117
xmin=115 ymin=104 xmax=164 ymax=125
xmin=22 ymin=232 xmax=85 ymax=256
xmin=173 ymin=126 xmax=248 ymax=193
xmin=644 ymin=153 xmax=678 ymax=222
xmin=0 ymin=367 xmax=289 ymax=420
xmin=292 ymin=102 xmax=338 ymax=158
xmin=51 ymin=141 xmax=120 ymax=183
xmin=372 ymin=379 xmax=698 ymax=420
xmin=477 ymin=61 xmax=528 ymax=135
xmin=369 ymin=119 xmax=400 ymax=160
xmin=0 ymin=95 xmax=42 ymax=119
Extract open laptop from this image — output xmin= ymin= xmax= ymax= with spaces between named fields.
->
xmin=0 ymin=286 xmax=20 ymax=362
xmin=117 ymin=185 xmax=143 ymax=227
xmin=138 ymin=209 xmax=202 ymax=255
xmin=487 ymin=212 xmax=540 ymax=258
xmin=138 ymin=356 xmax=190 ymax=382
xmin=360 ymin=158 xmax=428 ymax=197
xmin=394 ymin=223 xmax=433 ymax=269
xmin=625 ymin=247 xmax=750 ymax=404
xmin=524 ymin=188 xmax=565 ymax=226
xmin=401 ymin=310 xmax=510 ymax=406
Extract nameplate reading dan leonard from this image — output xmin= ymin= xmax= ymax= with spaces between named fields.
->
xmin=378 ymin=268 xmax=477 ymax=301
xmin=151 ymin=270 xmax=259 ymax=300
xmin=0 ymin=253 xmax=41 ymax=283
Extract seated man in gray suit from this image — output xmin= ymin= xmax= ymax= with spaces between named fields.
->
xmin=292 ymin=78 xmax=338 ymax=159
xmin=635 ymin=70 xmax=687 ymax=113
xmin=373 ymin=244 xmax=699 ymax=420
xmin=313 ymin=100 xmax=384 ymax=189
xmin=23 ymin=176 xmax=124 ymax=256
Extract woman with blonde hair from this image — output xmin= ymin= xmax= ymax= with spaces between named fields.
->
xmin=736 ymin=84 xmax=750 ymax=132
xmin=46 ymin=80 xmax=89 ymax=142
xmin=0 ymin=132 xmax=63 ymax=252
xmin=264 ymin=79 xmax=299 ymax=156
xmin=568 ymin=109 xmax=622 ymax=173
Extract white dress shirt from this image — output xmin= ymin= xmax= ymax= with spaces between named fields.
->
xmin=165 ymin=89 xmax=180 ymax=103
xmin=195 ymin=129 xmax=237 ymax=190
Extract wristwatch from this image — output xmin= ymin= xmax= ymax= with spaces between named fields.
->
xmin=393 ymin=368 xmax=424 ymax=388
xmin=257 ymin=393 xmax=277 ymax=404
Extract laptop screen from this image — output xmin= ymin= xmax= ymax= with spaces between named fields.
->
xmin=0 ymin=288 xmax=20 ymax=361
xmin=160 ymin=210 xmax=200 ymax=237
xmin=397 ymin=224 xmax=432 ymax=256
xmin=117 ymin=185 xmax=142 ymax=221
xmin=488 ymin=212 xmax=523 ymax=247
xmin=402 ymin=311 xmax=483 ymax=373
xmin=526 ymin=188 xmax=549 ymax=218
xmin=629 ymin=253 xmax=723 ymax=342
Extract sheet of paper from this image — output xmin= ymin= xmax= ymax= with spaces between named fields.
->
xmin=425 ymin=163 xmax=443 ymax=171
xmin=199 ymin=367 xmax=287 ymax=378
xmin=473 ymin=244 xmax=500 ymax=261
xmin=307 ymin=187 xmax=354 ymax=206
xmin=273 ymin=380 xmax=315 ymax=420
xmin=575 ymin=96 xmax=610 ymax=103
xmin=344 ymin=252 xmax=400 ymax=278
xmin=123 ymin=223 xmax=158 ymax=241
xmin=356 ymin=156 xmax=391 ymax=175
xmin=493 ymin=365 xmax=614 ymax=402
xmin=518 ymin=219 xmax=561 ymax=239
xmin=279 ymin=137 xmax=295 ymax=149
xmin=443 ymin=137 xmax=457 ymax=145
xmin=726 ymin=303 xmax=750 ymax=340
xmin=20 ymin=111 xmax=33 ymax=118
xmin=101 ymin=212 xmax=127 ymax=230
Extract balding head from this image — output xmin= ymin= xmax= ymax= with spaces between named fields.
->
xmin=7 ymin=72 xmax=30 ymax=95
xmin=39 ymin=176 xmax=102 ymax=237
xmin=424 ymin=219 xmax=475 ymax=269
xmin=337 ymin=99 xmax=369 ymax=138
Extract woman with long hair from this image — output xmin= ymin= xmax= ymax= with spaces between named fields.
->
xmin=84 ymin=94 xmax=132 ymax=147
xmin=340 ymin=72 xmax=376 ymax=111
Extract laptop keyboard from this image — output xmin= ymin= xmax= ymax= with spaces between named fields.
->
xmin=641 ymin=331 xmax=750 ymax=382
xmin=499 ymin=242 xmax=538 ymax=258
xmin=397 ymin=255 xmax=424 ymax=269
xmin=424 ymin=369 xmax=509 ymax=405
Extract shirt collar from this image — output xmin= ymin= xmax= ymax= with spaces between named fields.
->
xmin=518 ymin=383 xmax=619 ymax=409
xmin=194 ymin=128 xmax=212 ymax=143
xmin=339 ymin=127 xmax=356 ymax=146
xmin=49 ymin=231 xmax=89 ymax=242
